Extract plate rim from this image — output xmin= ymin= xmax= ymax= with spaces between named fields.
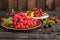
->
xmin=1 ymin=20 xmax=42 ymax=30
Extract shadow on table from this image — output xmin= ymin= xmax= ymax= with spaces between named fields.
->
xmin=0 ymin=26 xmax=41 ymax=33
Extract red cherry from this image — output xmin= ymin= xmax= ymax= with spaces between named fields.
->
xmin=54 ymin=19 xmax=60 ymax=23
xmin=1 ymin=18 xmax=5 ymax=22
xmin=34 ymin=14 xmax=39 ymax=17
xmin=9 ymin=14 xmax=13 ymax=16
xmin=48 ymin=24 xmax=52 ymax=27
xmin=44 ymin=25 xmax=49 ymax=28
xmin=6 ymin=14 xmax=9 ymax=16
xmin=32 ymin=8 xmax=37 ymax=11
xmin=50 ymin=16 xmax=55 ymax=20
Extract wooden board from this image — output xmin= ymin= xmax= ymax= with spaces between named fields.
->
xmin=27 ymin=0 xmax=36 ymax=10
xmin=8 ymin=0 xmax=17 ymax=10
xmin=36 ymin=0 xmax=46 ymax=11
xmin=55 ymin=0 xmax=60 ymax=11
xmin=18 ymin=0 xmax=27 ymax=11
xmin=0 ymin=0 xmax=3 ymax=10
xmin=46 ymin=0 xmax=55 ymax=11
xmin=0 ymin=0 xmax=60 ymax=11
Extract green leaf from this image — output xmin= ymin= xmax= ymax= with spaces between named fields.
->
xmin=43 ymin=19 xmax=55 ymax=24
xmin=3 ymin=19 xmax=13 ymax=27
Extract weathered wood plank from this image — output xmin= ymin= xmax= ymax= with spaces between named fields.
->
xmin=46 ymin=0 xmax=55 ymax=11
xmin=0 ymin=0 xmax=3 ymax=10
xmin=2 ymin=0 xmax=8 ymax=10
xmin=8 ymin=0 xmax=17 ymax=10
xmin=18 ymin=0 xmax=27 ymax=11
xmin=27 ymin=0 xmax=36 ymax=10
xmin=55 ymin=0 xmax=60 ymax=11
xmin=36 ymin=0 xmax=45 ymax=11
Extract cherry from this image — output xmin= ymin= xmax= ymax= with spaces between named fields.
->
xmin=6 ymin=14 xmax=10 ymax=16
xmin=44 ymin=25 xmax=49 ymax=28
xmin=50 ymin=16 xmax=55 ymax=20
xmin=48 ymin=24 xmax=52 ymax=27
xmin=1 ymin=18 xmax=5 ymax=22
xmin=32 ymin=8 xmax=37 ymax=11
xmin=54 ymin=18 xmax=60 ymax=23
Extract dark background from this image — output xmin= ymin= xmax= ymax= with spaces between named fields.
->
xmin=0 ymin=0 xmax=60 ymax=11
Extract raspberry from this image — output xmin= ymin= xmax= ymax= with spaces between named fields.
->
xmin=30 ymin=22 xmax=34 ymax=27
xmin=21 ymin=25 xmax=25 ymax=29
xmin=33 ymin=22 xmax=37 ymax=26
xmin=13 ymin=22 xmax=16 ymax=25
xmin=25 ymin=25 xmax=29 ymax=28
xmin=18 ymin=19 xmax=23 ymax=23
xmin=11 ymin=12 xmax=37 ymax=29
xmin=9 ymin=24 xmax=14 ymax=28
xmin=14 ymin=14 xmax=19 ymax=18
xmin=18 ymin=12 xmax=25 ymax=17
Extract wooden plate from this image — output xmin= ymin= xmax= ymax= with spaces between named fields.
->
xmin=1 ymin=20 xmax=42 ymax=30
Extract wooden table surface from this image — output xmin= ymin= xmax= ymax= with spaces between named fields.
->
xmin=0 ymin=11 xmax=60 ymax=40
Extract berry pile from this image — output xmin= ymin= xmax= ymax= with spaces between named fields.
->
xmin=43 ymin=16 xmax=60 ymax=28
xmin=9 ymin=12 xmax=37 ymax=29
xmin=33 ymin=8 xmax=44 ymax=17
xmin=27 ymin=8 xmax=44 ymax=17
xmin=50 ymin=16 xmax=59 ymax=23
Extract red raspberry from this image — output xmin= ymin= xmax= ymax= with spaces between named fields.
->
xmin=15 ymin=25 xmax=21 ymax=29
xmin=13 ymin=18 xmax=18 ymax=22
xmin=14 ymin=14 xmax=19 ymax=18
xmin=33 ymin=22 xmax=37 ymax=26
xmin=21 ymin=25 xmax=25 ymax=29
xmin=13 ymin=22 xmax=16 ymax=25
xmin=9 ymin=24 xmax=14 ymax=28
xmin=18 ymin=19 xmax=23 ymax=23
xmin=25 ymin=25 xmax=29 ymax=28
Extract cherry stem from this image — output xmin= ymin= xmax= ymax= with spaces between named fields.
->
xmin=11 ymin=9 xmax=15 ymax=14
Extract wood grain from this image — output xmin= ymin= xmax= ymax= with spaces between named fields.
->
xmin=27 ymin=0 xmax=36 ymax=10
xmin=0 ymin=0 xmax=3 ymax=10
xmin=18 ymin=0 xmax=27 ymax=11
xmin=0 ymin=0 xmax=60 ymax=11
xmin=8 ymin=0 xmax=17 ymax=10
xmin=36 ymin=0 xmax=45 ymax=11
xmin=46 ymin=0 xmax=55 ymax=11
xmin=55 ymin=0 xmax=60 ymax=11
